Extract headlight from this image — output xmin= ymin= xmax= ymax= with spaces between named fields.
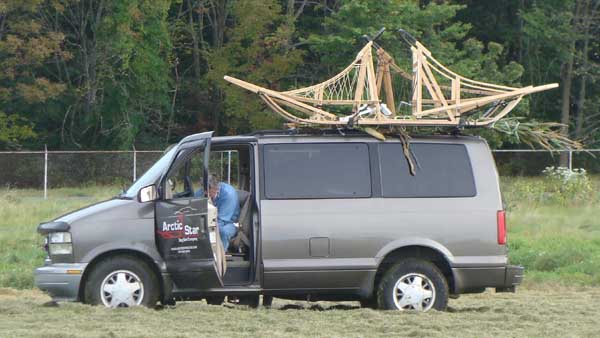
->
xmin=48 ymin=232 xmax=72 ymax=255
xmin=49 ymin=232 xmax=71 ymax=244
xmin=49 ymin=243 xmax=73 ymax=255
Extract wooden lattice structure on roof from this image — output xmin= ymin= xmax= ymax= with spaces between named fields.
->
xmin=224 ymin=29 xmax=558 ymax=128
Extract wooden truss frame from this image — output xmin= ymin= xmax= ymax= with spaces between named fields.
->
xmin=224 ymin=33 xmax=558 ymax=128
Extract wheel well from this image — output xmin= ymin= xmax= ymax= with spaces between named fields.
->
xmin=78 ymin=250 xmax=163 ymax=301
xmin=373 ymin=246 xmax=454 ymax=296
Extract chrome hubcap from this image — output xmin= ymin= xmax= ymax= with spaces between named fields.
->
xmin=100 ymin=270 xmax=144 ymax=308
xmin=392 ymin=273 xmax=435 ymax=311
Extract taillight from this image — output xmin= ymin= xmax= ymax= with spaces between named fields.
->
xmin=497 ymin=210 xmax=506 ymax=245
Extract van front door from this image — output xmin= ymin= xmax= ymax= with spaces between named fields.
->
xmin=155 ymin=132 xmax=225 ymax=290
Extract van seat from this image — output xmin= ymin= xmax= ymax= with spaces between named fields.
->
xmin=229 ymin=189 xmax=252 ymax=252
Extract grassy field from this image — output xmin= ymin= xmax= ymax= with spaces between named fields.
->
xmin=0 ymin=287 xmax=599 ymax=338
xmin=0 ymin=186 xmax=119 ymax=289
xmin=501 ymin=176 xmax=600 ymax=286
xmin=1 ymin=178 xmax=599 ymax=337
xmin=2 ymin=177 xmax=600 ymax=289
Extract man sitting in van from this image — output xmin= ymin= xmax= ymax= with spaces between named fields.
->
xmin=197 ymin=175 xmax=240 ymax=252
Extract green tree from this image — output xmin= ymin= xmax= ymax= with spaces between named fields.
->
xmin=1 ymin=0 xmax=595 ymax=152
xmin=0 ymin=0 xmax=67 ymax=149
xmin=298 ymin=0 xmax=525 ymax=147
xmin=0 ymin=111 xmax=36 ymax=149
xmin=521 ymin=0 xmax=600 ymax=155
xmin=204 ymin=0 xmax=304 ymax=133
xmin=44 ymin=0 xmax=173 ymax=149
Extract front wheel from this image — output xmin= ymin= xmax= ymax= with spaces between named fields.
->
xmin=377 ymin=259 xmax=448 ymax=312
xmin=83 ymin=255 xmax=160 ymax=308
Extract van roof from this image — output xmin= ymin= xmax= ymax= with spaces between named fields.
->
xmin=211 ymin=129 xmax=485 ymax=145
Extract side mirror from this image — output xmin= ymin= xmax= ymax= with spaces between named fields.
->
xmin=138 ymin=184 xmax=157 ymax=203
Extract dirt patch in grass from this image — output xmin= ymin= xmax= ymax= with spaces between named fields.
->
xmin=0 ymin=287 xmax=599 ymax=338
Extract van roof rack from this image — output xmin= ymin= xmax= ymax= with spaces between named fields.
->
xmin=225 ymin=27 xmax=557 ymax=129
xmin=247 ymin=129 xmax=300 ymax=136
xmin=247 ymin=128 xmax=370 ymax=137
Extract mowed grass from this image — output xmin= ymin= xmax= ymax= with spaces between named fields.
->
xmin=1 ymin=179 xmax=600 ymax=338
xmin=0 ymin=287 xmax=599 ymax=338
xmin=1 ymin=177 xmax=600 ymax=289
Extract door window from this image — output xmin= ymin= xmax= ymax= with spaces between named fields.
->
xmin=164 ymin=148 xmax=206 ymax=199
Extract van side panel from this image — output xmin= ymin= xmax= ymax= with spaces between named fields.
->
xmin=260 ymin=138 xmax=506 ymax=293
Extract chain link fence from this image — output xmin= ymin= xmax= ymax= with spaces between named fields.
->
xmin=0 ymin=148 xmax=599 ymax=197
xmin=0 ymin=149 xmax=242 ymax=197
xmin=493 ymin=149 xmax=600 ymax=176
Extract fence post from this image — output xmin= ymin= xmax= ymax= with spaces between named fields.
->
xmin=227 ymin=150 xmax=231 ymax=184
xmin=44 ymin=145 xmax=48 ymax=200
xmin=568 ymin=149 xmax=573 ymax=171
xmin=133 ymin=146 xmax=137 ymax=182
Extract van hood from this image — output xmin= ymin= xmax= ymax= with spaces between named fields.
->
xmin=53 ymin=198 xmax=136 ymax=225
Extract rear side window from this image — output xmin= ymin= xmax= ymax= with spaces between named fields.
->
xmin=263 ymin=143 xmax=371 ymax=199
xmin=379 ymin=143 xmax=476 ymax=198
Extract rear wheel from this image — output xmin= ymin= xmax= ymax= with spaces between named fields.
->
xmin=377 ymin=259 xmax=448 ymax=312
xmin=83 ymin=255 xmax=159 ymax=308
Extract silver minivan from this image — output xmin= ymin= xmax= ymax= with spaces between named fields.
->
xmin=35 ymin=130 xmax=523 ymax=311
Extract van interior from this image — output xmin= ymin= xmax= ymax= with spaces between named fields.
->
xmin=208 ymin=144 xmax=255 ymax=286
xmin=164 ymin=142 xmax=256 ymax=286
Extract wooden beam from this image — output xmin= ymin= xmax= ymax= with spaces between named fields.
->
xmin=411 ymin=47 xmax=422 ymax=115
xmin=223 ymin=76 xmax=337 ymax=119
xmin=383 ymin=65 xmax=396 ymax=114
xmin=413 ymin=84 xmax=557 ymax=117
xmin=353 ymin=57 xmax=368 ymax=112
xmin=365 ymin=50 xmax=381 ymax=116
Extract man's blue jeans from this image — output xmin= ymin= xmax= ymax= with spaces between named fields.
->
xmin=219 ymin=223 xmax=237 ymax=252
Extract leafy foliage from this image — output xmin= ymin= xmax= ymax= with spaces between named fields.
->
xmin=0 ymin=111 xmax=36 ymax=149
xmin=541 ymin=166 xmax=592 ymax=203
xmin=0 ymin=0 xmax=598 ymax=150
xmin=205 ymin=0 xmax=304 ymax=133
xmin=491 ymin=118 xmax=582 ymax=150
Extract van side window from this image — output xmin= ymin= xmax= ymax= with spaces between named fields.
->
xmin=263 ymin=143 xmax=371 ymax=199
xmin=379 ymin=143 xmax=476 ymax=198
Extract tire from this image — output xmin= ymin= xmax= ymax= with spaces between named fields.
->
xmin=205 ymin=296 xmax=225 ymax=305
xmin=83 ymin=255 xmax=160 ymax=308
xmin=377 ymin=258 xmax=448 ymax=312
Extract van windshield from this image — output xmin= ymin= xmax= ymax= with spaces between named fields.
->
xmin=121 ymin=146 xmax=178 ymax=199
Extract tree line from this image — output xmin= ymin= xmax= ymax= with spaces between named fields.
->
xmin=0 ymin=0 xmax=598 ymax=150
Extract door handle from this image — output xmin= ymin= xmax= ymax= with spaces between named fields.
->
xmin=174 ymin=206 xmax=197 ymax=215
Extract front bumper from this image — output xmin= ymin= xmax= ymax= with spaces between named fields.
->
xmin=34 ymin=263 xmax=88 ymax=301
